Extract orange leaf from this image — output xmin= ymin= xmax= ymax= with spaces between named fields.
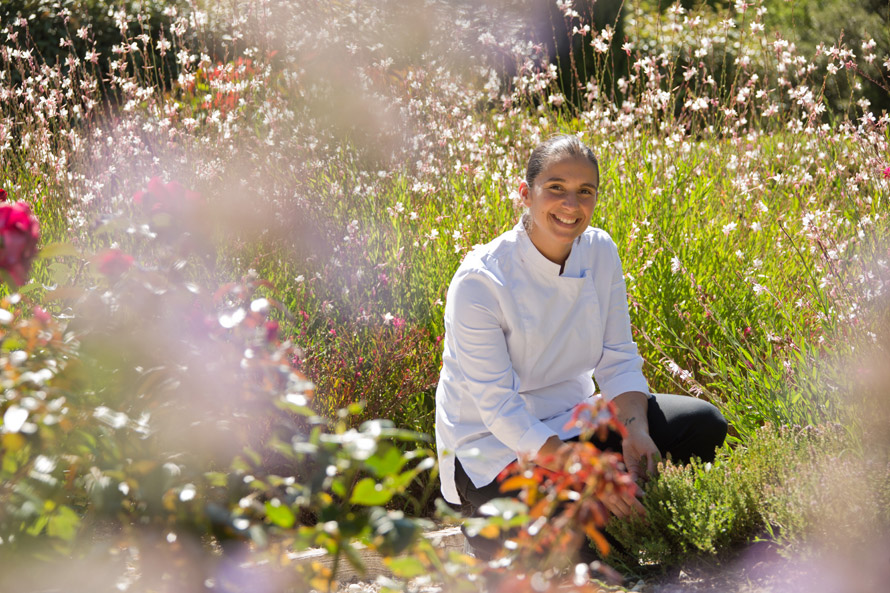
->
xmin=478 ymin=524 xmax=501 ymax=539
xmin=584 ymin=524 xmax=610 ymax=556
xmin=499 ymin=476 xmax=538 ymax=492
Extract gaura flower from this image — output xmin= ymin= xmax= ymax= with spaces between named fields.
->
xmin=0 ymin=199 xmax=40 ymax=286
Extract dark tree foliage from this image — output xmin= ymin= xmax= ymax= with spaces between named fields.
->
xmin=0 ymin=0 xmax=223 ymax=105
xmin=522 ymin=0 xmax=890 ymax=119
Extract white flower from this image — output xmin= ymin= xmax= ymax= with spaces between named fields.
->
xmin=722 ymin=222 xmax=738 ymax=235
xmin=670 ymin=256 xmax=682 ymax=274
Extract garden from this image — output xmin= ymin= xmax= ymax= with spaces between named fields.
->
xmin=0 ymin=0 xmax=888 ymax=591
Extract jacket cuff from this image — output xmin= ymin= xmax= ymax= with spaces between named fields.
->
xmin=515 ymin=422 xmax=558 ymax=457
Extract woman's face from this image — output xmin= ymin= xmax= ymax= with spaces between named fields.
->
xmin=519 ymin=155 xmax=599 ymax=265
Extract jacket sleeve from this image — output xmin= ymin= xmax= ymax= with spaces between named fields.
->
xmin=447 ymin=270 xmax=556 ymax=455
xmin=594 ymin=239 xmax=651 ymax=401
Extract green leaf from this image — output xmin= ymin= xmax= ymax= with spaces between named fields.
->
xmin=341 ymin=541 xmax=366 ymax=572
xmin=264 ymin=501 xmax=296 ymax=528
xmin=385 ymin=556 xmax=426 ymax=578
xmin=26 ymin=514 xmax=49 ymax=536
xmin=47 ymin=506 xmax=80 ymax=540
xmin=349 ymin=477 xmax=393 ymax=506
xmin=204 ymin=472 xmax=228 ymax=487
xmin=37 ymin=242 xmax=80 ymax=260
xmin=49 ymin=262 xmax=71 ymax=285
xmin=364 ymin=445 xmax=406 ymax=478
xmin=477 ymin=497 xmax=527 ymax=518
xmin=331 ymin=477 xmax=347 ymax=499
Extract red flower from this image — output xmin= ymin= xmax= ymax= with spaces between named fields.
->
xmin=97 ymin=248 xmax=134 ymax=277
xmin=0 ymin=200 xmax=40 ymax=286
xmin=0 ymin=189 xmax=7 ymax=202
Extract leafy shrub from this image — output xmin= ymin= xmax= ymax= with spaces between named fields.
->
xmin=604 ymin=422 xmax=889 ymax=572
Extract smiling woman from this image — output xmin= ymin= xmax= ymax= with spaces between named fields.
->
xmin=434 ymin=134 xmax=728 ymax=563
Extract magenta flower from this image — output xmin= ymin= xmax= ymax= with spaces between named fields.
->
xmin=0 ymin=199 xmax=40 ymax=286
xmin=883 ymin=165 xmax=890 ymax=179
xmin=96 ymin=248 xmax=135 ymax=277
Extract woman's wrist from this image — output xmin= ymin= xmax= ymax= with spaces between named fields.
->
xmin=537 ymin=434 xmax=564 ymax=457
xmin=612 ymin=391 xmax=651 ymax=436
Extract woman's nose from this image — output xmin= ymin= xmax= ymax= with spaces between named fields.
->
xmin=562 ymin=191 xmax=580 ymax=207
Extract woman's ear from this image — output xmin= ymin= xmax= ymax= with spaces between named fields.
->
xmin=518 ymin=180 xmax=531 ymax=207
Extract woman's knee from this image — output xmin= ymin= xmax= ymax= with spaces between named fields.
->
xmin=693 ymin=401 xmax=728 ymax=460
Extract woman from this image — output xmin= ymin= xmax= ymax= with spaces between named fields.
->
xmin=435 ymin=134 xmax=728 ymax=560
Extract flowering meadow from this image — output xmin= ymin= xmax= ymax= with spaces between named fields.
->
xmin=0 ymin=0 xmax=888 ymax=591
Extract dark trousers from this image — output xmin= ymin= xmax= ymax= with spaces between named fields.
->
xmin=454 ymin=393 xmax=729 ymax=560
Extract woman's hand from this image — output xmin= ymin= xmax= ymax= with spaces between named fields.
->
xmin=608 ymin=391 xmax=660 ymax=519
xmin=621 ymin=429 xmax=661 ymax=484
xmin=611 ymin=390 xmax=659 ymax=481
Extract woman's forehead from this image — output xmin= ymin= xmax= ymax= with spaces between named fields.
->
xmin=538 ymin=155 xmax=599 ymax=182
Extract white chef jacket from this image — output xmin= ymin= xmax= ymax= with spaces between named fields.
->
xmin=435 ymin=214 xmax=651 ymax=504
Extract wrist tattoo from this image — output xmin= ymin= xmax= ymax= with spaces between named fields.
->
xmin=624 ymin=416 xmax=636 ymax=427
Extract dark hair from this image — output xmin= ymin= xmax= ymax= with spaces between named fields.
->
xmin=525 ymin=134 xmax=599 ymax=186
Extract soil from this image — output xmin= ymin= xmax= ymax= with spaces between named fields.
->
xmin=635 ymin=539 xmax=890 ymax=593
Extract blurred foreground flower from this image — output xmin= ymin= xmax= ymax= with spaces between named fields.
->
xmin=133 ymin=176 xmax=203 ymax=217
xmin=95 ymin=248 xmax=134 ymax=277
xmin=0 ymin=196 xmax=40 ymax=286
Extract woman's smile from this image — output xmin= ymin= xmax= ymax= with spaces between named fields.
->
xmin=551 ymin=213 xmax=581 ymax=226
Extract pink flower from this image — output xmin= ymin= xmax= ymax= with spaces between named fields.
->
xmin=264 ymin=320 xmax=279 ymax=343
xmin=96 ymin=249 xmax=134 ymax=277
xmin=32 ymin=306 xmax=51 ymax=325
xmin=883 ymin=166 xmax=890 ymax=179
xmin=133 ymin=177 xmax=202 ymax=216
xmin=0 ymin=200 xmax=40 ymax=286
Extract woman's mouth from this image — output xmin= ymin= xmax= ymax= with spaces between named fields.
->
xmin=551 ymin=213 xmax=579 ymax=226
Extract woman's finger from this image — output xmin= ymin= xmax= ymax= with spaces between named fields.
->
xmin=646 ymin=452 xmax=657 ymax=476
